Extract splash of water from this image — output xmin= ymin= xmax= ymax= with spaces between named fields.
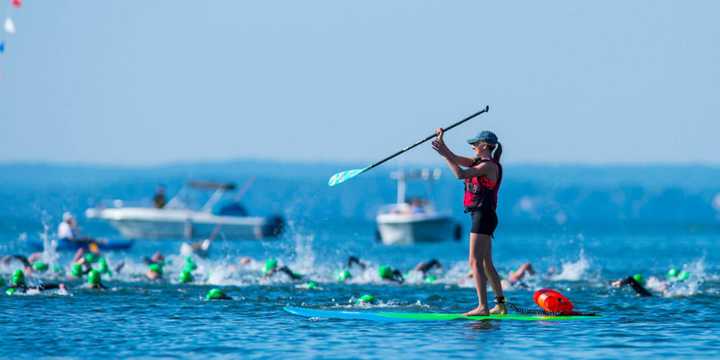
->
xmin=548 ymin=250 xmax=590 ymax=281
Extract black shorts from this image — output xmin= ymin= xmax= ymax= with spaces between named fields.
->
xmin=470 ymin=210 xmax=498 ymax=236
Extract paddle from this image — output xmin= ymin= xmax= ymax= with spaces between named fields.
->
xmin=328 ymin=106 xmax=490 ymax=187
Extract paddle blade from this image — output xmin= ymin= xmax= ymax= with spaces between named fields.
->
xmin=328 ymin=168 xmax=367 ymax=187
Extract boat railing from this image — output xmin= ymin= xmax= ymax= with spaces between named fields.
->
xmin=378 ymin=202 xmax=436 ymax=215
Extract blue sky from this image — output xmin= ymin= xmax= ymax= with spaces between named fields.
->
xmin=0 ymin=1 xmax=718 ymax=165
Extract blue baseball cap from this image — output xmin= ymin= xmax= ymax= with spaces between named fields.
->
xmin=467 ymin=130 xmax=498 ymax=145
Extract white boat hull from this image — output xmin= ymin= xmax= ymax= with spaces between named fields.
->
xmin=376 ymin=213 xmax=455 ymax=245
xmin=86 ymin=207 xmax=282 ymax=240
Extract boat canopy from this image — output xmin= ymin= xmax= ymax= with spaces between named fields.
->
xmin=390 ymin=168 xmax=441 ymax=181
xmin=188 ymin=180 xmax=237 ymax=191
xmin=389 ymin=169 xmax=442 ymax=204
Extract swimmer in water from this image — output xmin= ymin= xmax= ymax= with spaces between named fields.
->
xmin=86 ymin=270 xmax=107 ymax=290
xmin=467 ymin=262 xmax=535 ymax=289
xmin=501 ymin=262 xmax=535 ymax=289
xmin=142 ymin=251 xmax=165 ymax=280
xmin=262 ymin=258 xmax=303 ymax=280
xmin=206 ymin=288 xmax=232 ymax=300
xmin=143 ymin=251 xmax=165 ymax=266
xmin=345 ymin=256 xmax=441 ymax=284
xmin=347 ymin=256 xmax=367 ymax=270
xmin=377 ymin=265 xmax=404 ymax=283
xmin=611 ymin=274 xmax=652 ymax=297
xmin=146 ymin=263 xmax=164 ymax=281
xmin=409 ymin=259 xmax=443 ymax=283
xmin=344 ymin=256 xmax=404 ymax=283
xmin=5 ymin=269 xmax=66 ymax=295
xmin=611 ymin=268 xmax=691 ymax=297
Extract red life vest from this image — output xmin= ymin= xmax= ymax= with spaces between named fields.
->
xmin=463 ymin=159 xmax=502 ymax=213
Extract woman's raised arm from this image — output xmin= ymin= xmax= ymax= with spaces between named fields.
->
xmin=432 ymin=128 xmax=476 ymax=167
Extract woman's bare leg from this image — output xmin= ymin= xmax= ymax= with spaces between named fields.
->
xmin=480 ymin=236 xmax=504 ymax=299
xmin=465 ymin=233 xmax=489 ymax=316
xmin=480 ymin=236 xmax=506 ymax=314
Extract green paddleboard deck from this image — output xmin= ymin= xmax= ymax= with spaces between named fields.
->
xmin=284 ymin=306 xmax=597 ymax=322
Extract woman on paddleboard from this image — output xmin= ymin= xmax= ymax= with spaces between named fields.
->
xmin=433 ymin=129 xmax=507 ymax=316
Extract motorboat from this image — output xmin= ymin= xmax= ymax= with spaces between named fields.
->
xmin=376 ymin=169 xmax=460 ymax=245
xmin=85 ymin=180 xmax=283 ymax=240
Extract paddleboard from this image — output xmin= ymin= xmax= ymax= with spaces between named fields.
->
xmin=284 ymin=306 xmax=597 ymax=322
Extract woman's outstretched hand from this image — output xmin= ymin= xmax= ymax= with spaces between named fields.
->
xmin=432 ymin=128 xmax=450 ymax=158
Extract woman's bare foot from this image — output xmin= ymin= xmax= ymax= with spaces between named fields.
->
xmin=464 ymin=306 xmax=489 ymax=316
xmin=489 ymin=303 xmax=507 ymax=315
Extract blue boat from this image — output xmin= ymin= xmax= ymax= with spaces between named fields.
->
xmin=28 ymin=238 xmax=133 ymax=252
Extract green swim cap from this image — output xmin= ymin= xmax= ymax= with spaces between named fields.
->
xmin=178 ymin=270 xmax=194 ymax=284
xmin=357 ymin=294 xmax=376 ymax=304
xmin=632 ymin=273 xmax=644 ymax=285
xmin=84 ymin=252 xmax=99 ymax=264
xmin=337 ymin=270 xmax=352 ymax=282
xmin=97 ymin=258 xmax=111 ymax=274
xmin=667 ymin=268 xmax=679 ymax=278
xmin=11 ymin=269 xmax=25 ymax=286
xmin=87 ymin=270 xmax=101 ymax=286
xmin=206 ymin=288 xmax=227 ymax=300
xmin=148 ymin=263 xmax=163 ymax=275
xmin=677 ymin=271 xmax=690 ymax=281
xmin=71 ymin=263 xmax=84 ymax=278
xmin=263 ymin=258 xmax=278 ymax=274
xmin=424 ymin=274 xmax=438 ymax=284
xmin=32 ymin=261 xmax=49 ymax=272
xmin=305 ymin=280 xmax=318 ymax=289
xmin=6 ymin=287 xmax=17 ymax=296
xmin=378 ymin=265 xmax=393 ymax=280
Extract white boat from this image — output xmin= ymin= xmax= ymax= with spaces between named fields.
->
xmin=376 ymin=169 xmax=460 ymax=245
xmin=85 ymin=180 xmax=283 ymax=240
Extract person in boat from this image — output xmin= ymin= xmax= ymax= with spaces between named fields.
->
xmin=407 ymin=198 xmax=427 ymax=214
xmin=5 ymin=269 xmax=66 ymax=295
xmin=433 ymin=129 xmax=507 ymax=316
xmin=58 ymin=212 xmax=100 ymax=249
xmin=153 ymin=185 xmax=167 ymax=209
xmin=262 ymin=258 xmax=303 ymax=280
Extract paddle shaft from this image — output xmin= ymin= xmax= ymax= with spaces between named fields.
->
xmin=364 ymin=106 xmax=489 ymax=173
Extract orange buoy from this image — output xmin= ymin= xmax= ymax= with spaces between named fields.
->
xmin=533 ymin=288 xmax=574 ymax=314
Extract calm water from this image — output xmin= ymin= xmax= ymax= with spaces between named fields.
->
xmin=1 ymin=166 xmax=719 ymax=359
